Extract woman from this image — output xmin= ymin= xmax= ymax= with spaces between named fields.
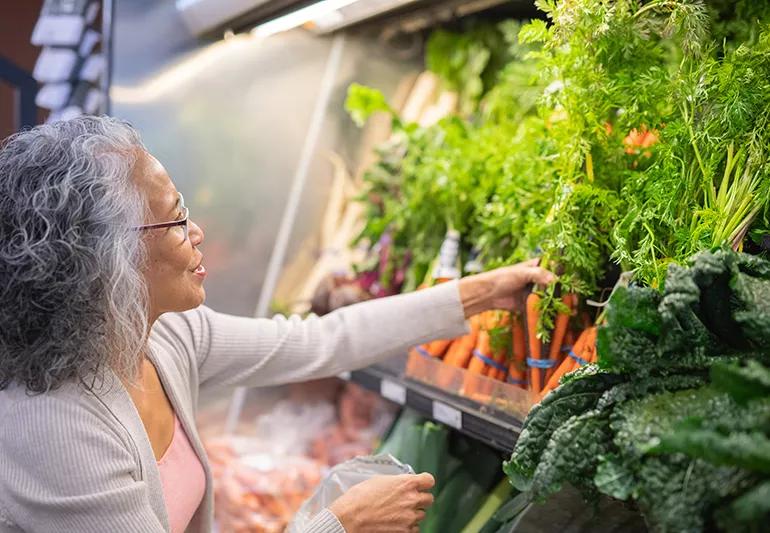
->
xmin=0 ymin=117 xmax=554 ymax=533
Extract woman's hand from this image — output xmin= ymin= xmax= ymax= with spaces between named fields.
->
xmin=328 ymin=472 xmax=435 ymax=533
xmin=458 ymin=258 xmax=555 ymax=317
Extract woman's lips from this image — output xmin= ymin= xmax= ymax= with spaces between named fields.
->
xmin=193 ymin=263 xmax=207 ymax=279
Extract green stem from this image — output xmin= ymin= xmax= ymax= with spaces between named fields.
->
xmin=633 ymin=1 xmax=681 ymax=19
xmin=585 ymin=152 xmax=595 ymax=183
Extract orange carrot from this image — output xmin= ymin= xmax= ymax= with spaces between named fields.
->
xmin=489 ymin=311 xmax=512 ymax=378
xmin=561 ymin=330 xmax=576 ymax=361
xmin=464 ymin=311 xmax=511 ymax=399
xmin=507 ymin=313 xmax=528 ymax=388
xmin=407 ymin=338 xmax=451 ymax=375
xmin=539 ymin=326 xmax=598 ymax=399
xmin=468 ymin=311 xmax=510 ymax=375
xmin=540 ymin=357 xmax=575 ymax=399
xmin=539 ymin=331 xmax=585 ymax=398
xmin=409 ymin=338 xmax=450 ymax=359
xmin=427 ymin=338 xmax=452 ymax=357
xmin=545 ymin=293 xmax=577 ymax=382
xmin=525 ymin=292 xmax=543 ymax=393
xmin=564 ymin=326 xmax=597 ymax=370
xmin=443 ymin=315 xmax=481 ymax=367
xmin=467 ymin=328 xmax=491 ymax=375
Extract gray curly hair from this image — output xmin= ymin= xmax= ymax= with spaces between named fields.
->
xmin=0 ymin=116 xmax=149 ymax=393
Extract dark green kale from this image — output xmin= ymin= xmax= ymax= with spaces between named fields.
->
xmin=610 ymin=386 xmax=755 ymax=533
xmin=504 ymin=368 xmax=623 ymax=490
xmin=530 ymin=409 xmax=612 ymax=499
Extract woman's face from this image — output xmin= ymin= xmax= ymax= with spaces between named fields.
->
xmin=132 ymin=151 xmax=206 ymax=321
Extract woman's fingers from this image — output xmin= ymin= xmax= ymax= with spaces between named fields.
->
xmin=412 ymin=472 xmax=435 ymax=491
xmin=416 ymin=491 xmax=434 ymax=509
xmin=524 ymin=265 xmax=556 ymax=286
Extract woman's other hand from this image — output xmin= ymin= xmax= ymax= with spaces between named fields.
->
xmin=459 ymin=258 xmax=555 ymax=317
xmin=328 ymin=472 xmax=435 ymax=533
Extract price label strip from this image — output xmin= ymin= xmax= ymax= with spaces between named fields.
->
xmin=432 ymin=401 xmax=462 ymax=430
xmin=380 ymin=379 xmax=407 ymax=405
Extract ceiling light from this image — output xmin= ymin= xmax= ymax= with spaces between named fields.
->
xmin=250 ymin=0 xmax=362 ymax=38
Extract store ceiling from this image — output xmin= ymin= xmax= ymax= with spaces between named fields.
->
xmin=176 ymin=0 xmax=539 ymax=38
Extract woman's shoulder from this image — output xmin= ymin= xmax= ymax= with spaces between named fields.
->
xmin=0 ymin=381 xmax=141 ymax=488
xmin=0 ymin=379 xmax=136 ymax=453
xmin=0 ymin=382 xmax=147 ymax=530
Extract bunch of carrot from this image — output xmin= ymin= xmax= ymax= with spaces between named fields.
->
xmin=523 ymin=288 xmax=602 ymax=400
xmin=408 ymin=289 xmax=599 ymax=402
xmin=538 ymin=325 xmax=598 ymax=399
xmin=408 ymin=309 xmax=528 ymax=393
xmin=524 ymin=291 xmax=581 ymax=395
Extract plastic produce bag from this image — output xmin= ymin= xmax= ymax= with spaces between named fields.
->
xmin=287 ymin=454 xmax=414 ymax=533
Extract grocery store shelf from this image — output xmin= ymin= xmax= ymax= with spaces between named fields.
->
xmin=340 ymin=361 xmax=524 ymax=453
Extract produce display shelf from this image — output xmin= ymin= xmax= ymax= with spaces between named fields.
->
xmin=340 ymin=360 xmax=524 ymax=453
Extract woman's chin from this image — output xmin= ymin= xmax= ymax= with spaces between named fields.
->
xmin=179 ymin=286 xmax=206 ymax=312
xmin=193 ymin=286 xmax=206 ymax=307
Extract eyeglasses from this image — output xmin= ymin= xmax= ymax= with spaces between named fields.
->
xmin=134 ymin=192 xmax=189 ymax=242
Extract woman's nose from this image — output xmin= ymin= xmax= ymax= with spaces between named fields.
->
xmin=188 ymin=219 xmax=204 ymax=246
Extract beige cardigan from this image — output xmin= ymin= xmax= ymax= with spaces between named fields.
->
xmin=0 ymin=281 xmax=467 ymax=532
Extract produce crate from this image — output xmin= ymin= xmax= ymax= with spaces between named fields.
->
xmin=405 ymin=351 xmax=534 ymax=420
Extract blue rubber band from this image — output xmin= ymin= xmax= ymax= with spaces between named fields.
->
xmin=561 ymin=344 xmax=573 ymax=352
xmin=568 ymin=350 xmax=589 ymax=366
xmin=472 ymin=350 xmax=508 ymax=373
xmin=527 ymin=357 xmax=556 ymax=369
xmin=506 ymin=376 xmax=528 ymax=385
xmin=414 ymin=346 xmax=431 ymax=358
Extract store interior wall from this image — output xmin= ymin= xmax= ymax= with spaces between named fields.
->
xmin=111 ymin=0 xmax=421 ymax=415
xmin=0 ymin=0 xmax=46 ymax=138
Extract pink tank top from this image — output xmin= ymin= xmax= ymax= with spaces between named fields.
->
xmin=157 ymin=415 xmax=206 ymax=533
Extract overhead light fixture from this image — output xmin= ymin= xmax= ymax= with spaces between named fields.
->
xmin=175 ymin=0 xmax=202 ymax=9
xmin=251 ymin=0 xmax=362 ymax=38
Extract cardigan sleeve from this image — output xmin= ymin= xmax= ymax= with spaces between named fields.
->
xmin=155 ymin=280 xmax=468 ymax=396
xmin=302 ymin=508 xmax=346 ymax=533
xmin=0 ymin=396 xmax=165 ymax=533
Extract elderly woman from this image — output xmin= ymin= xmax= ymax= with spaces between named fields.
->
xmin=0 ymin=117 xmax=553 ymax=533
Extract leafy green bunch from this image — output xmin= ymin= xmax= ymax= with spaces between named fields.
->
xmin=649 ymin=359 xmax=770 ymax=532
xmin=505 ymin=250 xmax=770 ymax=532
xmin=517 ymin=0 xmax=710 ymax=295
xmin=612 ymin=10 xmax=770 ymax=287
xmin=345 ymin=22 xmax=549 ymax=290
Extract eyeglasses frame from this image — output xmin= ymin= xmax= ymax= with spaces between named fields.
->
xmin=133 ymin=192 xmax=189 ymax=242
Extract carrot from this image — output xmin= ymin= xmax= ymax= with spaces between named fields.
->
xmin=583 ymin=328 xmax=599 ymax=364
xmin=538 ymin=326 xmax=597 ymax=399
xmin=488 ymin=311 xmax=512 ymax=378
xmin=545 ymin=293 xmax=577 ymax=382
xmin=406 ymin=338 xmax=451 ymax=377
xmin=505 ymin=313 xmax=528 ymax=388
xmin=562 ymin=329 xmax=576 ymax=359
xmin=463 ymin=311 xmax=511 ymax=399
xmin=540 ymin=357 xmax=576 ymax=399
xmin=419 ymin=338 xmax=452 ymax=357
xmin=443 ymin=315 xmax=481 ymax=367
xmin=468 ymin=311 xmax=511 ymax=375
xmin=540 ymin=343 xmax=582 ymax=398
xmin=525 ymin=292 xmax=543 ymax=393
xmin=467 ymin=327 xmax=491 ymax=375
